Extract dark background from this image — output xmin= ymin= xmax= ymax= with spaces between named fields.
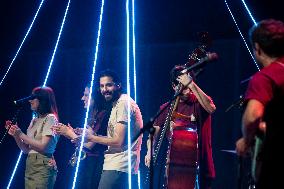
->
xmin=0 ymin=0 xmax=283 ymax=188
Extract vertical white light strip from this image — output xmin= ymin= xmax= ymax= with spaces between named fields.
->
xmin=224 ymin=0 xmax=260 ymax=71
xmin=132 ymin=0 xmax=137 ymax=102
xmin=71 ymin=0 xmax=105 ymax=188
xmin=240 ymin=0 xmax=257 ymax=25
xmin=126 ymin=0 xmax=133 ymax=188
xmin=131 ymin=0 xmax=141 ymax=188
xmin=6 ymin=1 xmax=71 ymax=188
xmin=0 ymin=0 xmax=45 ymax=87
xmin=6 ymin=151 xmax=23 ymax=189
xmin=43 ymin=0 xmax=71 ymax=86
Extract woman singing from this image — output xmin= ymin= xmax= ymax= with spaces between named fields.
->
xmin=5 ymin=86 xmax=59 ymax=189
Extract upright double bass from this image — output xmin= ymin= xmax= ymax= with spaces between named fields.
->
xmin=148 ymin=33 xmax=212 ymax=189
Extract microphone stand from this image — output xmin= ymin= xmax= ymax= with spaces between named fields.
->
xmin=0 ymin=106 xmax=22 ymax=144
xmin=132 ymin=87 xmax=185 ymax=189
xmin=225 ymin=95 xmax=244 ymax=112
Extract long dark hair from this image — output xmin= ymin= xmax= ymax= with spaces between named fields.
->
xmin=85 ymin=84 xmax=110 ymax=127
xmin=32 ymin=86 xmax=58 ymax=119
xmin=85 ymin=84 xmax=106 ymax=113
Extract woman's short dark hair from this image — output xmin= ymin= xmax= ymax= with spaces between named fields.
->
xmin=32 ymin=86 xmax=58 ymax=119
xmin=249 ymin=19 xmax=284 ymax=57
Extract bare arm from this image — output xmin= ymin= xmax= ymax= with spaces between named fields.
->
xmin=236 ymin=99 xmax=264 ymax=156
xmin=177 ymin=74 xmax=216 ymax=114
xmin=82 ymin=127 xmax=97 ymax=149
xmin=88 ymin=122 xmax=126 ymax=148
xmin=242 ymin=99 xmax=264 ymax=145
xmin=146 ymin=125 xmax=160 ymax=151
xmin=5 ymin=121 xmax=30 ymax=153
xmin=8 ymin=125 xmax=54 ymax=154
xmin=52 ymin=123 xmax=77 ymax=140
xmin=19 ymin=133 xmax=54 ymax=154
xmin=188 ymin=82 xmax=216 ymax=114
xmin=13 ymin=135 xmax=30 ymax=154
xmin=53 ymin=123 xmax=96 ymax=149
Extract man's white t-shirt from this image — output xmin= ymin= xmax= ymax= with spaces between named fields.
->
xmin=103 ymin=94 xmax=143 ymax=174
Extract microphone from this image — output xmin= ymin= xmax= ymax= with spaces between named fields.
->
xmin=181 ymin=52 xmax=218 ymax=73
xmin=14 ymin=95 xmax=37 ymax=106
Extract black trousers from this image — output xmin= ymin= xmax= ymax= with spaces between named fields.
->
xmin=75 ymin=155 xmax=104 ymax=189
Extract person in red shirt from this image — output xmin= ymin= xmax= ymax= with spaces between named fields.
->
xmin=145 ymin=65 xmax=216 ymax=189
xmin=236 ymin=19 xmax=284 ymax=189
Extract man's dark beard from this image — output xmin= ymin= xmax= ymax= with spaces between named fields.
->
xmin=105 ymin=91 xmax=121 ymax=104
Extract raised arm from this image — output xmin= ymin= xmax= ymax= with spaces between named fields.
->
xmin=177 ymin=73 xmax=216 ymax=114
